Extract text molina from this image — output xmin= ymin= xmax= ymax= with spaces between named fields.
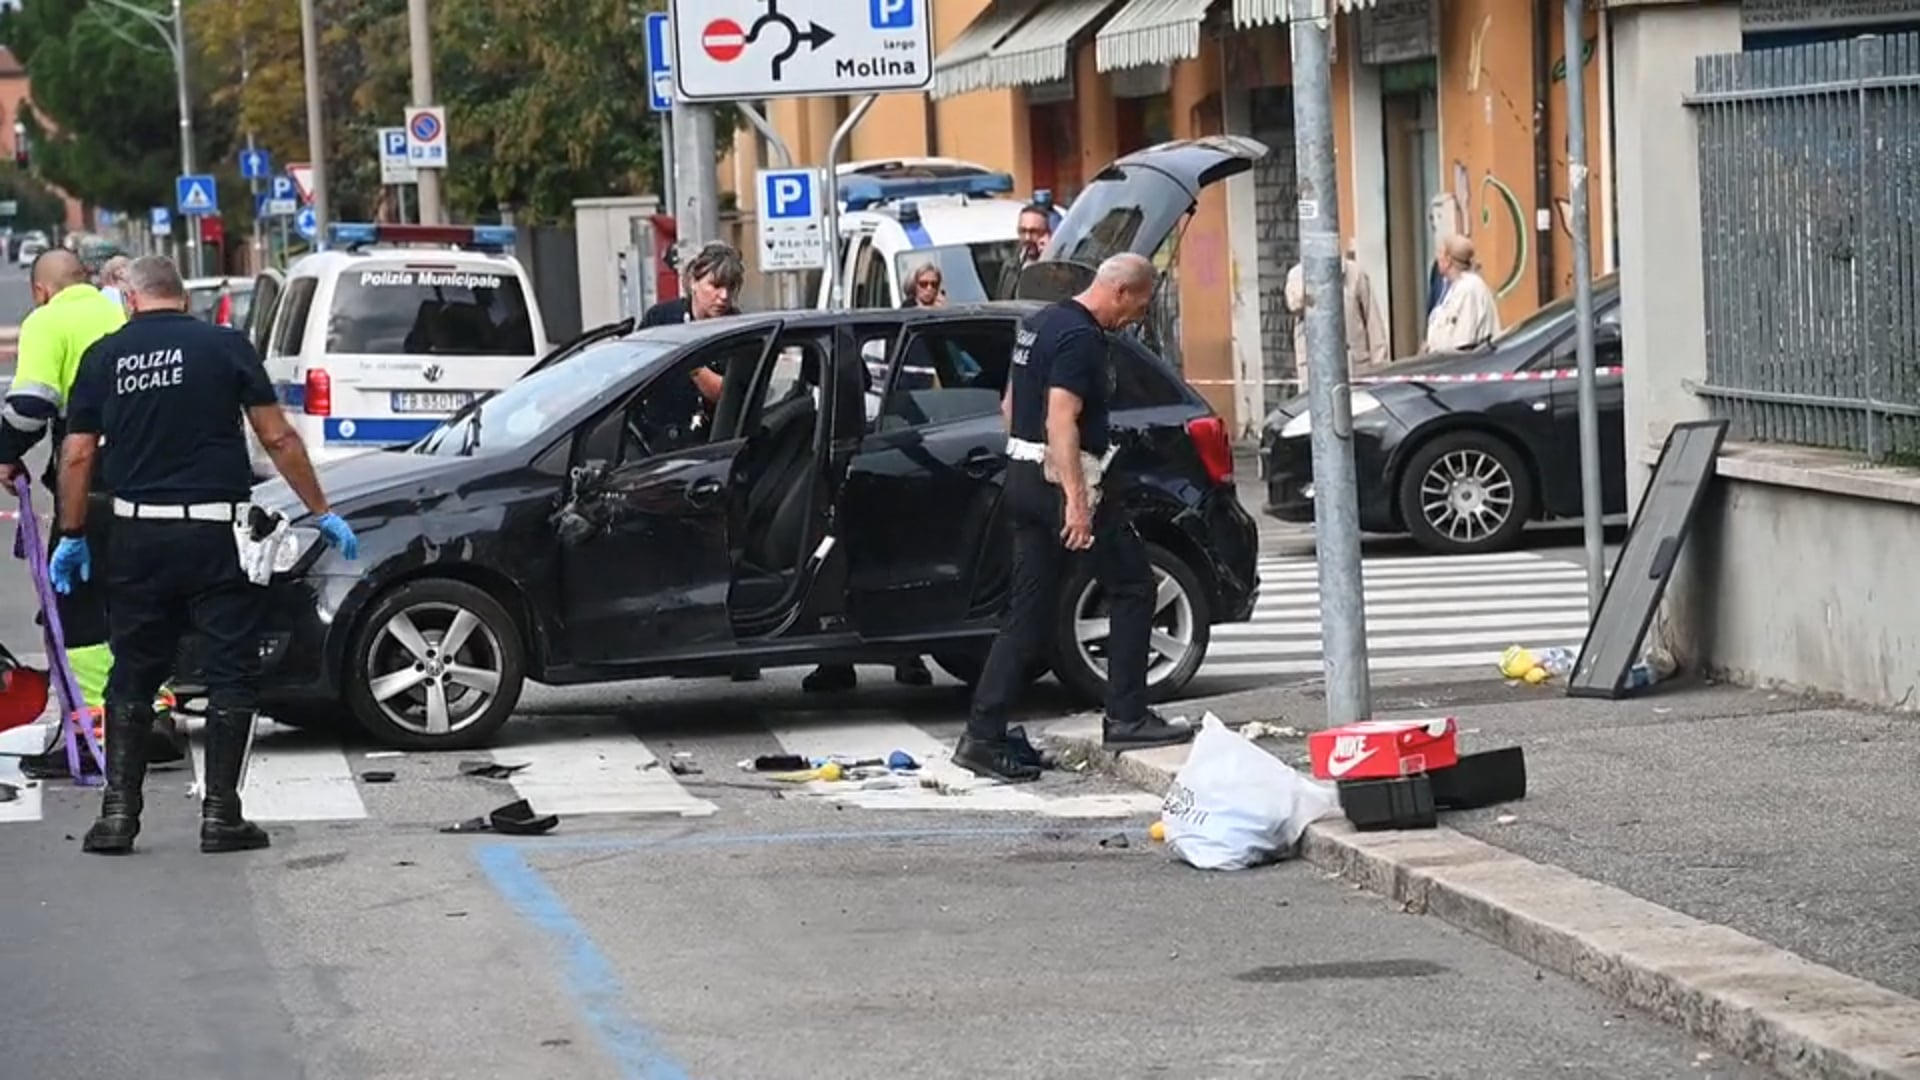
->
xmin=836 ymin=56 xmax=918 ymax=79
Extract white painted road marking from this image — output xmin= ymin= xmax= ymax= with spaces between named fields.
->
xmin=494 ymin=716 xmax=717 ymax=818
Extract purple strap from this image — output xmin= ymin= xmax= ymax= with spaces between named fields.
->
xmin=13 ymin=476 xmax=105 ymax=784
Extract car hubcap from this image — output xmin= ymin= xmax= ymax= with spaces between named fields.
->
xmin=1420 ymin=449 xmax=1515 ymax=543
xmin=364 ymin=602 xmax=505 ymax=737
xmin=1073 ymin=567 xmax=1197 ymax=686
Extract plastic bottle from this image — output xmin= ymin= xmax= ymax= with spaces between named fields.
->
xmin=1536 ymin=646 xmax=1578 ymax=677
xmin=1624 ymin=661 xmax=1657 ymax=690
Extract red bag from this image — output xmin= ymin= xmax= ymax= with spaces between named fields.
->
xmin=0 ymin=645 xmax=50 ymax=735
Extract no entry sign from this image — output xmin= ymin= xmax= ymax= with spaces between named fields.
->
xmin=701 ymin=18 xmax=745 ymax=62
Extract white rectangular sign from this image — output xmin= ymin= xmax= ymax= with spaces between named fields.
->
xmin=669 ymin=0 xmax=932 ymax=101
xmin=379 ymin=128 xmax=419 ymax=184
xmin=404 ymin=106 xmax=448 ymax=169
xmin=756 ymin=168 xmax=827 ymax=273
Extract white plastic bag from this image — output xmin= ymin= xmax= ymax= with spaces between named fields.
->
xmin=1161 ymin=716 xmax=1338 ymax=871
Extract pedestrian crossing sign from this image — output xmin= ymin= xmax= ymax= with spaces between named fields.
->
xmin=175 ymin=174 xmax=218 ymax=216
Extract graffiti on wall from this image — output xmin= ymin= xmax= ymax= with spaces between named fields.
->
xmin=1447 ymin=29 xmax=1599 ymax=299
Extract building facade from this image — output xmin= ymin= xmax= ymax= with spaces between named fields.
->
xmin=719 ymin=0 xmax=1611 ymax=436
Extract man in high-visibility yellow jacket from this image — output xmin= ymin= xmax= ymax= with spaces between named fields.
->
xmin=2 ymin=248 xmax=183 ymax=777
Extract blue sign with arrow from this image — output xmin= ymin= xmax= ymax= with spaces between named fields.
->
xmin=295 ymin=206 xmax=317 ymax=242
xmin=645 ymin=12 xmax=672 ymax=113
xmin=176 ymin=174 xmax=217 ymax=216
xmin=239 ymin=148 xmax=271 ymax=180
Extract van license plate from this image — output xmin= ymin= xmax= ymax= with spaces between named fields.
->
xmin=392 ymin=391 xmax=473 ymax=413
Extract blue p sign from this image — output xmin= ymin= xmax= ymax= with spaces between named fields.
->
xmin=765 ymin=172 xmax=813 ymax=219
xmin=869 ymin=0 xmax=913 ymax=29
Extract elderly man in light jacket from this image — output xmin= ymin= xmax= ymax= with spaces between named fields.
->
xmin=1423 ymin=234 xmax=1501 ymax=353
xmin=1285 ymin=247 xmax=1389 ymax=391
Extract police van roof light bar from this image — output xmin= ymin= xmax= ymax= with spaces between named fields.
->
xmin=326 ymin=222 xmax=517 ymax=253
xmin=840 ymin=172 xmax=1015 ymax=212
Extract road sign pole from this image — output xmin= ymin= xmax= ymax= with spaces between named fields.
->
xmin=658 ymin=113 xmax=676 ymax=223
xmin=671 ymin=100 xmax=720 ymax=249
xmin=1290 ymin=0 xmax=1371 ymax=727
xmin=246 ymin=133 xmax=263 ymax=273
xmin=298 ymin=0 xmax=331 ymax=242
xmin=822 ymin=94 xmax=876 ymax=310
xmin=1564 ymin=0 xmax=1605 ymax=616
xmin=408 ymin=0 xmax=444 ymax=225
xmin=167 ymin=0 xmax=202 ymax=278
xmin=737 ymin=102 xmax=800 ymax=308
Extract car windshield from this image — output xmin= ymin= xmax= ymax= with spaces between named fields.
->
xmin=413 ymin=338 xmax=675 ymax=457
xmin=1478 ymin=275 xmax=1620 ymax=351
xmin=327 ymin=261 xmax=536 ymax=356
xmin=895 ymin=241 xmax=1021 ymax=305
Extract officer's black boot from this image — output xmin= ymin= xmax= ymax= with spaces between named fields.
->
xmin=80 ymin=703 xmax=155 ymax=855
xmin=199 ymin=706 xmax=270 ymax=854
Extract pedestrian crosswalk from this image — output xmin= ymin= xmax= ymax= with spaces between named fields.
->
xmin=0 ymin=708 xmax=1161 ymax=828
xmin=1202 ymin=550 xmax=1593 ymax=679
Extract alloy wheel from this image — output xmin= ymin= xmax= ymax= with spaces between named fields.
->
xmin=1072 ymin=567 xmax=1198 ymax=686
xmin=1418 ymin=448 xmax=1516 ymax=545
xmin=363 ymin=601 xmax=506 ymax=738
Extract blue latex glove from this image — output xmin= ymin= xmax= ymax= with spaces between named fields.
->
xmin=315 ymin=513 xmax=359 ymax=561
xmin=49 ymin=537 xmax=90 ymax=595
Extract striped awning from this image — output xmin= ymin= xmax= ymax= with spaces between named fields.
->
xmin=932 ymin=0 xmax=1042 ymax=100
xmin=1096 ymin=0 xmax=1218 ymax=72
xmin=981 ymin=0 xmax=1124 ymax=89
xmin=1232 ymin=0 xmax=1381 ymax=28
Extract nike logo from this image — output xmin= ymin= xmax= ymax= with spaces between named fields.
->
xmin=1326 ymin=748 xmax=1378 ymax=778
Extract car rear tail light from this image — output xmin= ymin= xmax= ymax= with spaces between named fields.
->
xmin=303 ymin=368 xmax=332 ymax=416
xmin=1186 ymin=415 xmax=1233 ymax=486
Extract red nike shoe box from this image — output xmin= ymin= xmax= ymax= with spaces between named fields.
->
xmin=1308 ymin=718 xmax=1459 ymax=782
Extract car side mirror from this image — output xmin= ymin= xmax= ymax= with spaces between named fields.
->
xmin=552 ymin=460 xmax=613 ymax=546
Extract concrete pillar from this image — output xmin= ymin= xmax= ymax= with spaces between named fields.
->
xmin=1221 ymin=45 xmax=1266 ymax=436
xmin=1610 ymin=1 xmax=1741 ymax=508
xmin=1074 ymin=46 xmax=1119 ymax=183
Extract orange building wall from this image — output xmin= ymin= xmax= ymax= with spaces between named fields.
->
xmin=1436 ymin=0 xmax=1604 ymax=325
xmin=1170 ymin=51 xmax=1234 ymax=419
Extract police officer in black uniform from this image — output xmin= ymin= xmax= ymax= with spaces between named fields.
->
xmin=639 ymin=242 xmax=762 ymax=684
xmin=955 ymin=253 xmax=1195 ymax=783
xmin=51 ymin=255 xmax=358 ymax=855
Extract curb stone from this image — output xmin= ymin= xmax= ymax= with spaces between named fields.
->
xmin=1044 ymin=717 xmax=1920 ymax=1080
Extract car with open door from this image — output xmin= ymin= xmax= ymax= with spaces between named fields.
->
xmin=177 ymin=138 xmax=1264 ymax=751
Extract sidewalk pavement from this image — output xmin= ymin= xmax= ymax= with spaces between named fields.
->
xmin=1046 ymin=676 xmax=1920 ymax=1080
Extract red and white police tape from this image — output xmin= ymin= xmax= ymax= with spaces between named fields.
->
xmin=1178 ymin=366 xmax=1623 ymax=388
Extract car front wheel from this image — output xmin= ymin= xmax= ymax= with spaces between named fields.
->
xmin=1397 ymin=430 xmax=1534 ymax=555
xmin=1051 ymin=542 xmax=1212 ymax=707
xmin=344 ymin=579 xmax=526 ymax=750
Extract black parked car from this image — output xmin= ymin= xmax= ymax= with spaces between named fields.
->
xmin=1261 ymin=274 xmax=1626 ymax=555
xmin=216 ymin=139 xmax=1267 ymax=749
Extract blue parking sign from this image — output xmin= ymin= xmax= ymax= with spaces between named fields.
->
xmin=869 ymin=0 xmax=914 ymax=29
xmin=761 ymin=170 xmax=815 ymax=220
xmin=645 ymin=13 xmax=672 ymax=113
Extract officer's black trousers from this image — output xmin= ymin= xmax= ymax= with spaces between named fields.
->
xmin=969 ymin=461 xmax=1153 ymax=739
xmin=104 ymin=519 xmax=263 ymax=714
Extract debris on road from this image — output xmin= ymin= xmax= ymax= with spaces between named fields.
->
xmin=361 ymin=770 xmax=396 ymax=784
xmin=439 ymin=798 xmax=559 ymax=836
xmin=1499 ymin=645 xmax=1575 ymax=685
xmin=1098 ymin=832 xmax=1130 ymax=849
xmin=459 ymin=760 xmax=530 ymax=780
xmin=365 ymin=750 xmax=405 ymax=760
xmin=1148 ymin=821 xmax=1166 ymax=843
xmin=669 ymin=759 xmax=701 ymax=777
xmin=1162 ymin=715 xmax=1338 ymax=871
xmin=1238 ymin=720 xmax=1304 ymax=741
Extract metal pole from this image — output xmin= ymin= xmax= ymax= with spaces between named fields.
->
xmin=823 ymin=94 xmax=877 ymax=310
xmin=1564 ymin=0 xmax=1604 ymax=614
xmin=1290 ymin=2 xmax=1371 ymax=726
xmin=736 ymin=102 xmax=800 ymax=310
xmin=297 ymin=0 xmax=330 ymax=241
xmin=242 ymin=40 xmax=263 ymax=274
xmin=671 ymin=100 xmax=720 ymax=247
xmin=407 ymin=0 xmax=444 ymax=225
xmin=657 ymin=113 xmax=677 ymax=215
xmin=398 ymin=184 xmax=411 ymax=225
xmin=169 ymin=0 xmax=200 ymax=278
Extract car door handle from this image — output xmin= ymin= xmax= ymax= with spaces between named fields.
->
xmin=960 ymin=449 xmax=1004 ymax=479
xmin=686 ymin=477 xmax=724 ymax=507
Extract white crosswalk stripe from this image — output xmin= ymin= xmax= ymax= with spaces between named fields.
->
xmin=0 ymin=711 xmax=1156 ymax=826
xmin=1204 ymin=551 xmax=1592 ymax=679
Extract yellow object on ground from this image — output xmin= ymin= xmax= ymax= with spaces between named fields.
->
xmin=1149 ymin=821 xmax=1167 ymax=843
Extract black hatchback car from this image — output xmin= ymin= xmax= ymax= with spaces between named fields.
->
xmin=225 ymin=139 xmax=1268 ymax=749
xmin=1261 ymin=275 xmax=1625 ymax=555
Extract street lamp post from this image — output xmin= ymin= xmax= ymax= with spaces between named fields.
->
xmin=91 ymin=0 xmax=201 ymax=277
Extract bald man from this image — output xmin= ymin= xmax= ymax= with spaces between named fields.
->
xmin=959 ymin=253 xmax=1194 ymax=784
xmin=1424 ymin=235 xmax=1501 ymax=352
xmin=0 ymin=248 xmax=186 ymax=779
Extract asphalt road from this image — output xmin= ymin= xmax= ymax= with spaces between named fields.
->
xmin=0 ymin=262 xmax=1729 ymax=1080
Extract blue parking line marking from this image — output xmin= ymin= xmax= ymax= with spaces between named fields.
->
xmin=472 ymin=825 xmax=1134 ymax=1078
xmin=476 ymin=845 xmax=693 ymax=1080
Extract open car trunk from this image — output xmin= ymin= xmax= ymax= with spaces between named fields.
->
xmin=1014 ymin=136 xmax=1269 ymax=305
